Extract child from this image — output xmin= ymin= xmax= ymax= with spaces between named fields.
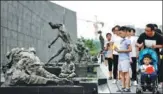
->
xmin=140 ymin=54 xmax=157 ymax=83
xmin=59 ymin=53 xmax=76 ymax=78
xmin=104 ymin=42 xmax=113 ymax=80
xmin=115 ymin=26 xmax=132 ymax=92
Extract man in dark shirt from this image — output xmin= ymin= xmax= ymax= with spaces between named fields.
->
xmin=136 ymin=24 xmax=163 ymax=84
xmin=137 ymin=24 xmax=163 ymax=58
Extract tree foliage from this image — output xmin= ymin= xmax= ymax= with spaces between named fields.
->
xmin=78 ymin=37 xmax=99 ymax=56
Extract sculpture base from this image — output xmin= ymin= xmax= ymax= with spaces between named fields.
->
xmin=0 ymin=86 xmax=84 ymax=94
xmin=73 ymin=77 xmax=98 ymax=94
xmin=80 ymin=82 xmax=98 ymax=94
xmin=98 ymin=78 xmax=107 ymax=85
xmin=44 ymin=67 xmax=61 ymax=76
xmin=75 ymin=64 xmax=88 ymax=77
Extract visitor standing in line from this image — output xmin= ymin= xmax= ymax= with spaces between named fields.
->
xmin=136 ymin=24 xmax=163 ymax=88
xmin=104 ymin=33 xmax=113 ymax=80
xmin=112 ymin=25 xmax=122 ymax=84
xmin=115 ymin=26 xmax=132 ymax=92
xmin=126 ymin=28 xmax=138 ymax=86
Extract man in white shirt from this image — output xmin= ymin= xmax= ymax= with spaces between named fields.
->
xmin=127 ymin=28 xmax=138 ymax=86
xmin=111 ymin=25 xmax=122 ymax=83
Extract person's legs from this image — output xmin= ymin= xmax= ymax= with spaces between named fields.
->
xmin=59 ymin=73 xmax=69 ymax=78
xmin=141 ymin=73 xmax=146 ymax=83
xmin=117 ymin=62 xmax=126 ymax=92
xmin=104 ymin=58 xmax=108 ymax=66
xmin=131 ymin=57 xmax=137 ymax=85
xmin=131 ymin=57 xmax=137 ymax=80
xmin=121 ymin=60 xmax=131 ymax=92
xmin=159 ymin=58 xmax=163 ymax=86
xmin=157 ymin=54 xmax=161 ymax=82
xmin=150 ymin=72 xmax=157 ymax=82
xmin=101 ymin=54 xmax=103 ymax=63
xmin=125 ymin=72 xmax=130 ymax=89
xmin=68 ymin=72 xmax=76 ymax=78
xmin=113 ymin=55 xmax=118 ymax=81
xmin=108 ymin=58 xmax=113 ymax=79
xmin=157 ymin=55 xmax=163 ymax=89
xmin=141 ymin=73 xmax=147 ymax=91
xmin=121 ymin=72 xmax=125 ymax=88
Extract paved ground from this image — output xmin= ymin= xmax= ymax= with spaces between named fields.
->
xmin=98 ymin=62 xmax=163 ymax=94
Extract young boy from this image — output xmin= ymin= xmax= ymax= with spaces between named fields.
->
xmin=115 ymin=26 xmax=132 ymax=92
xmin=140 ymin=54 xmax=157 ymax=91
xmin=59 ymin=53 xmax=76 ymax=78
xmin=140 ymin=54 xmax=155 ymax=74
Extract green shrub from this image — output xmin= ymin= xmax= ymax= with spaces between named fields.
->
xmin=78 ymin=37 xmax=99 ymax=56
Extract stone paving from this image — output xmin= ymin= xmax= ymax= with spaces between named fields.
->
xmin=98 ymin=62 xmax=163 ymax=94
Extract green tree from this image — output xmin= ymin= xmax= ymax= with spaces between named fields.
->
xmin=78 ymin=37 xmax=99 ymax=56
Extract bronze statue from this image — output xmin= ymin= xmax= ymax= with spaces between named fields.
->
xmin=59 ymin=53 xmax=76 ymax=78
xmin=1 ymin=47 xmax=71 ymax=87
xmin=47 ymin=22 xmax=73 ymax=63
xmin=97 ymin=30 xmax=104 ymax=50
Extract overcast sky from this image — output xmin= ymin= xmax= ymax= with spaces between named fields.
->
xmin=51 ymin=1 xmax=162 ymax=39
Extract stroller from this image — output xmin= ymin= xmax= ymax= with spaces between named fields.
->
xmin=136 ymin=48 xmax=160 ymax=94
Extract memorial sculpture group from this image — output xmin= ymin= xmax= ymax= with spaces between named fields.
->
xmin=1 ymin=22 xmax=92 ymax=87
xmin=47 ymin=22 xmax=91 ymax=65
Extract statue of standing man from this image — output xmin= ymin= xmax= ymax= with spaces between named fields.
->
xmin=97 ymin=30 xmax=104 ymax=51
xmin=97 ymin=30 xmax=104 ymax=63
xmin=47 ymin=22 xmax=73 ymax=64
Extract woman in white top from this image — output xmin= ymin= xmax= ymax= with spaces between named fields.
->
xmin=126 ymin=28 xmax=138 ymax=86
xmin=111 ymin=25 xmax=122 ymax=83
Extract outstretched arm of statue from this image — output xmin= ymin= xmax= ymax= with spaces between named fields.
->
xmin=47 ymin=47 xmax=65 ymax=63
xmin=36 ymin=67 xmax=59 ymax=79
xmin=48 ymin=34 xmax=60 ymax=48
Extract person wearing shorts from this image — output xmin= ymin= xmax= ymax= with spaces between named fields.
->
xmin=115 ymin=26 xmax=132 ymax=92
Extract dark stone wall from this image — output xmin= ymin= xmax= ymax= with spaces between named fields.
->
xmin=0 ymin=1 xmax=77 ymax=66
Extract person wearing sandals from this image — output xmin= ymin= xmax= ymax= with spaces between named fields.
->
xmin=115 ymin=26 xmax=132 ymax=92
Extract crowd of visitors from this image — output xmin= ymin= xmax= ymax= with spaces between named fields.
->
xmin=102 ymin=24 xmax=163 ymax=92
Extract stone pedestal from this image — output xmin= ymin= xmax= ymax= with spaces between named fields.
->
xmin=1 ymin=73 xmax=5 ymax=86
xmin=44 ymin=67 xmax=61 ymax=76
xmin=75 ymin=64 xmax=88 ymax=77
xmin=80 ymin=82 xmax=98 ymax=94
xmin=72 ymin=77 xmax=98 ymax=94
xmin=0 ymin=86 xmax=84 ymax=94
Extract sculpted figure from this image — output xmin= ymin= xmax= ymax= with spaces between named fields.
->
xmin=1 ymin=47 xmax=71 ymax=87
xmin=97 ymin=30 xmax=104 ymax=50
xmin=59 ymin=53 xmax=76 ymax=78
xmin=2 ymin=48 xmax=25 ymax=73
xmin=76 ymin=40 xmax=86 ymax=63
xmin=83 ymin=47 xmax=91 ymax=62
xmin=47 ymin=22 xmax=73 ymax=63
